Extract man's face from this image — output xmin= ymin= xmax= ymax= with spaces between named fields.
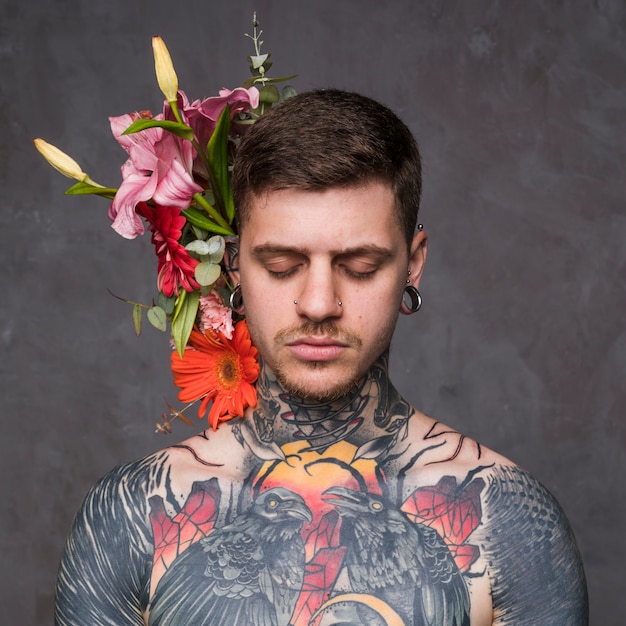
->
xmin=238 ymin=182 xmax=424 ymax=401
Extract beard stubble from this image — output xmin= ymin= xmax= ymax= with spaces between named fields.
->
xmin=272 ymin=321 xmax=364 ymax=401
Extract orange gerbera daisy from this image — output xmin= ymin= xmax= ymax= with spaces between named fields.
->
xmin=170 ymin=320 xmax=259 ymax=430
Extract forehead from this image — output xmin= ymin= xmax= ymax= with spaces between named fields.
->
xmin=239 ymin=183 xmax=401 ymax=248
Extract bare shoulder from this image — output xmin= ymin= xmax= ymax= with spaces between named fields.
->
xmin=390 ymin=410 xmax=589 ymax=626
xmin=55 ymin=426 xmax=248 ymax=626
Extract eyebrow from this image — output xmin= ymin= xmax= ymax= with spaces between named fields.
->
xmin=250 ymin=243 xmax=396 ymax=259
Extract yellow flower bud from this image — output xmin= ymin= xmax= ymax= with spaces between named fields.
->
xmin=34 ymin=138 xmax=85 ymax=180
xmin=34 ymin=138 xmax=102 ymax=186
xmin=152 ymin=36 xmax=179 ymax=103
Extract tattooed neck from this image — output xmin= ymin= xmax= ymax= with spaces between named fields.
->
xmin=247 ymin=352 xmax=413 ymax=450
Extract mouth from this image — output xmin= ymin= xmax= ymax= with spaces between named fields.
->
xmin=286 ymin=336 xmax=348 ymax=361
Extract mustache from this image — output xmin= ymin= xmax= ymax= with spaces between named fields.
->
xmin=275 ymin=321 xmax=362 ymax=349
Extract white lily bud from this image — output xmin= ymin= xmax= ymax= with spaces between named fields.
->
xmin=152 ymin=36 xmax=179 ymax=103
xmin=33 ymin=138 xmax=98 ymax=185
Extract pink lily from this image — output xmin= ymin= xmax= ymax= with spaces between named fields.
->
xmin=188 ymin=87 xmax=259 ymax=149
xmin=108 ymin=111 xmax=202 ymax=239
xmin=165 ymin=88 xmax=259 ymax=177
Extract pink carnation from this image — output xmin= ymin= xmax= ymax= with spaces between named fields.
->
xmin=198 ymin=290 xmax=234 ymax=339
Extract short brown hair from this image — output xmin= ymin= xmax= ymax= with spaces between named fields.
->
xmin=232 ymin=89 xmax=422 ymax=246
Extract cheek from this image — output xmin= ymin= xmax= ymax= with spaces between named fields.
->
xmin=241 ymin=282 xmax=290 ymax=340
xmin=351 ymin=275 xmax=404 ymax=314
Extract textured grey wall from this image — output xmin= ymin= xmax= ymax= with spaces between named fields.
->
xmin=1 ymin=0 xmax=623 ymax=623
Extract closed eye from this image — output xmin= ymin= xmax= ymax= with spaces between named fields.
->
xmin=341 ymin=264 xmax=379 ymax=280
xmin=338 ymin=256 xmax=384 ymax=280
xmin=267 ymin=266 xmax=300 ymax=279
xmin=263 ymin=257 xmax=305 ymax=279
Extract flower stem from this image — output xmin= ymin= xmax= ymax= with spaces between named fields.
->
xmin=169 ymin=100 xmax=184 ymax=125
xmin=106 ymin=288 xmax=151 ymax=308
xmin=193 ymin=192 xmax=233 ymax=233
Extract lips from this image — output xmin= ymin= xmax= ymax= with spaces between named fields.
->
xmin=286 ymin=336 xmax=348 ymax=361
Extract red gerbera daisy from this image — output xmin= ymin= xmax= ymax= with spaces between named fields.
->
xmin=170 ymin=320 xmax=260 ymax=430
xmin=137 ymin=202 xmax=200 ymax=297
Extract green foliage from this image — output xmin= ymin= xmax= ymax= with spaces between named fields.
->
xmin=121 ymin=119 xmax=195 ymax=141
xmin=65 ymin=182 xmax=117 ymax=199
xmin=132 ymin=303 xmax=143 ymax=336
xmin=171 ymin=289 xmax=200 ymax=357
xmin=182 ymin=207 xmax=234 ymax=235
xmin=147 ymin=306 xmax=167 ymax=331
xmin=195 ymin=261 xmax=221 ymax=287
xmin=158 ymin=292 xmax=176 ymax=315
xmin=206 ymin=106 xmax=235 ymax=223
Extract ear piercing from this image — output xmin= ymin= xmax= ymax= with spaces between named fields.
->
xmin=403 ymin=286 xmax=422 ymax=313
xmin=229 ymin=284 xmax=243 ymax=310
xmin=402 ymin=267 xmax=422 ymax=313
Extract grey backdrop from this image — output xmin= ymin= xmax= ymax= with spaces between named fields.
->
xmin=1 ymin=0 xmax=624 ymax=624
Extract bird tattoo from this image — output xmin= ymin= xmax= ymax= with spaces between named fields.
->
xmin=322 ymin=486 xmax=471 ymax=626
xmin=148 ymin=487 xmax=312 ymax=626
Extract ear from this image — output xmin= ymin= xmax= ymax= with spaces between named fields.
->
xmin=407 ymin=228 xmax=428 ymax=288
xmin=399 ymin=228 xmax=428 ymax=315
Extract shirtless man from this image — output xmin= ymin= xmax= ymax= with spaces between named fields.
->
xmin=55 ymin=89 xmax=588 ymax=625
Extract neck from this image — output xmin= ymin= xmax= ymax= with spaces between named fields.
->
xmin=249 ymin=352 xmax=413 ymax=450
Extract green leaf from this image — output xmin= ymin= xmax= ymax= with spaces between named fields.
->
xmin=191 ymin=225 xmax=209 ymax=240
xmin=240 ymin=74 xmax=298 ymax=89
xmin=132 ymin=303 xmax=142 ymax=336
xmin=206 ymin=235 xmax=225 ymax=263
xmin=195 ymin=261 xmax=221 ymax=287
xmin=121 ymin=119 xmax=195 ymax=141
xmin=282 ymin=85 xmax=297 ymax=100
xmin=171 ymin=289 xmax=200 ymax=357
xmin=182 ymin=208 xmax=233 ymax=236
xmin=259 ymin=84 xmax=280 ymax=104
xmin=248 ymin=53 xmax=269 ymax=69
xmin=185 ymin=239 xmax=211 ymax=256
xmin=147 ymin=306 xmax=167 ymax=331
xmin=158 ymin=292 xmax=176 ymax=315
xmin=186 ymin=235 xmax=226 ymax=263
xmin=65 ymin=182 xmax=117 ymax=199
xmin=206 ymin=106 xmax=235 ymax=222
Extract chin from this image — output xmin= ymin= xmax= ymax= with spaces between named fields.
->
xmin=275 ymin=361 xmax=363 ymax=402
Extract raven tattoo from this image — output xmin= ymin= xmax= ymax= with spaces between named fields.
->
xmin=323 ymin=486 xmax=470 ymax=626
xmin=149 ymin=487 xmax=312 ymax=626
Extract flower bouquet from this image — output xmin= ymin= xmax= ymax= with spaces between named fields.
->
xmin=35 ymin=16 xmax=295 ymax=432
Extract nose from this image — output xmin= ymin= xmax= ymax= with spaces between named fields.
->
xmin=294 ymin=260 xmax=343 ymax=322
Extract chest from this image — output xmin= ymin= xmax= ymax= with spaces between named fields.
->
xmin=142 ymin=439 xmax=495 ymax=625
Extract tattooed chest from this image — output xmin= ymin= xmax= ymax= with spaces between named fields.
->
xmin=145 ymin=439 xmax=490 ymax=626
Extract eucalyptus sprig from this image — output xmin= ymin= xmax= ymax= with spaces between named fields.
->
xmin=242 ymin=13 xmax=298 ymax=116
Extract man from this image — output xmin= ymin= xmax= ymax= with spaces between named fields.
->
xmin=55 ymin=90 xmax=588 ymax=625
